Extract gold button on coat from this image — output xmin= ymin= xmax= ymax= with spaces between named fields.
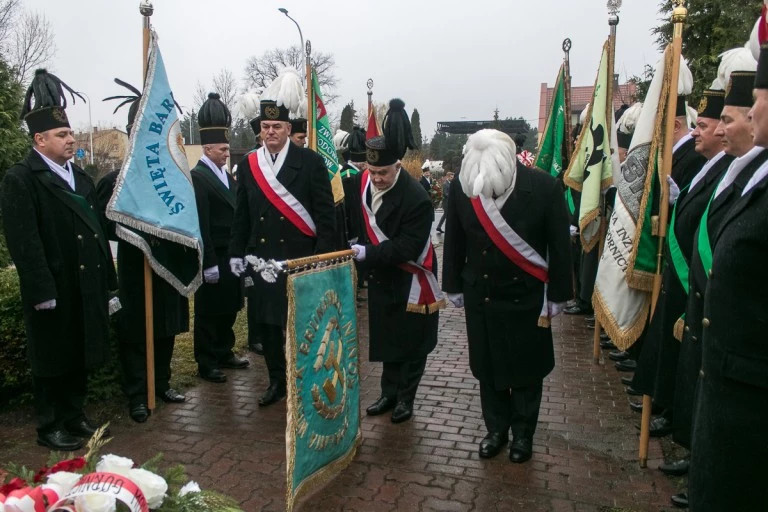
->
xmin=702 ymin=318 xmax=711 ymax=328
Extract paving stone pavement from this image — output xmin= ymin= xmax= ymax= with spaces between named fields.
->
xmin=0 ymin=226 xmax=678 ymax=511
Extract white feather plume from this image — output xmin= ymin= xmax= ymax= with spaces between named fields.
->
xmin=678 ymin=59 xmax=693 ymax=95
xmin=579 ymin=103 xmax=590 ymax=124
xmin=710 ymin=77 xmax=724 ymax=91
xmin=686 ymin=104 xmax=698 ymax=128
xmin=236 ymin=90 xmax=260 ymax=121
xmin=747 ymin=18 xmax=762 ymax=61
xmin=261 ymin=68 xmax=304 ymax=116
xmin=717 ymin=47 xmax=758 ymax=91
xmin=458 ymin=129 xmax=517 ymax=199
xmin=333 ymin=130 xmax=349 ymax=151
xmin=421 ymin=160 xmax=431 ymax=170
xmin=617 ymin=102 xmax=642 ymax=134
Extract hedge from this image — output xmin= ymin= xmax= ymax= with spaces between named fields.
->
xmin=0 ymin=266 xmax=123 ymax=406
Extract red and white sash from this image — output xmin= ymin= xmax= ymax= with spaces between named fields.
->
xmin=248 ymin=150 xmax=316 ymax=237
xmin=360 ymin=171 xmax=445 ymax=314
xmin=470 ymin=194 xmax=552 ymax=326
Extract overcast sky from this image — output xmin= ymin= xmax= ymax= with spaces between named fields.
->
xmin=26 ymin=0 xmax=663 ymax=139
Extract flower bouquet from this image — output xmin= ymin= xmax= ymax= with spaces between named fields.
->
xmin=0 ymin=425 xmax=243 ymax=512
xmin=429 ymin=180 xmax=443 ymax=209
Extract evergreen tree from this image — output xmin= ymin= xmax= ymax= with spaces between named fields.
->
xmin=654 ymin=0 xmax=760 ymax=100
xmin=340 ymin=101 xmax=355 ymax=132
xmin=411 ymin=108 xmax=422 ymax=149
xmin=0 ymin=56 xmax=30 ymax=267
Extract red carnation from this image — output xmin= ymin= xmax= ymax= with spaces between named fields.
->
xmin=0 ymin=476 xmax=27 ymax=495
xmin=49 ymin=457 xmax=86 ymax=474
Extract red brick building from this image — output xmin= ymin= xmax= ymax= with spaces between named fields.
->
xmin=537 ymin=79 xmax=638 ymax=134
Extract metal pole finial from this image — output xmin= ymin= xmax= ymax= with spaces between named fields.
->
xmin=562 ymin=38 xmax=572 ymax=54
xmin=139 ymin=0 xmax=153 ymax=16
xmin=607 ymin=0 xmax=621 ymax=25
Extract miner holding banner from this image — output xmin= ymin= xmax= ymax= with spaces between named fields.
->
xmin=228 ymin=69 xmax=337 ymax=407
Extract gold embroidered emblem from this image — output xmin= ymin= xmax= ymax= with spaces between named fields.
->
xmin=366 ymin=149 xmax=379 ymax=164
xmin=697 ymin=96 xmax=708 ymax=115
xmin=224 ymin=129 xmax=230 ymax=142
xmin=51 ymin=107 xmax=68 ymax=123
xmin=264 ymin=105 xmax=280 ymax=120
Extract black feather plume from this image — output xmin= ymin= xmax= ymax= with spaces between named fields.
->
xmin=21 ymin=68 xmax=85 ymax=118
xmin=382 ymin=98 xmax=417 ymax=159
xmin=348 ymin=126 xmax=367 ymax=154
xmin=198 ymin=92 xmax=231 ymax=128
xmin=103 ymin=78 xmax=142 ymax=134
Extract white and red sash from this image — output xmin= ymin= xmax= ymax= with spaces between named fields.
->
xmin=248 ymin=150 xmax=316 ymax=237
xmin=360 ymin=171 xmax=445 ymax=314
xmin=470 ymin=194 xmax=552 ymax=326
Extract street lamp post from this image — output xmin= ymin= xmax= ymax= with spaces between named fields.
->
xmin=78 ymin=91 xmax=94 ymax=165
xmin=278 ymin=8 xmax=304 ymax=54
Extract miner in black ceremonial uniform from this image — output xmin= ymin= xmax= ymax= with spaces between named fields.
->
xmin=442 ymin=129 xmax=572 ymax=463
xmin=351 ymin=99 xmax=443 ymax=424
xmin=191 ymin=93 xmax=248 ymax=384
xmin=0 ymin=70 xmax=117 ymax=451
xmin=289 ymin=117 xmax=307 ymax=147
xmin=98 ymin=79 xmax=189 ymax=424
xmin=229 ymin=69 xmax=336 ymax=406
xmin=688 ymin=45 xmax=768 ymax=511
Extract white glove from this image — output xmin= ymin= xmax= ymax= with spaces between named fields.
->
xmin=569 ymin=225 xmax=578 ymax=237
xmin=229 ymin=257 xmax=245 ymax=277
xmin=34 ymin=299 xmax=56 ymax=311
xmin=448 ymin=293 xmax=464 ymax=308
xmin=667 ymin=176 xmax=680 ymax=205
xmin=351 ymin=244 xmax=366 ymax=262
xmin=547 ymin=301 xmax=567 ymax=318
xmin=203 ymin=265 xmax=220 ymax=284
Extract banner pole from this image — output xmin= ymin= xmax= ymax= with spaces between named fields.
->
xmin=306 ymin=41 xmax=315 ymax=152
xmin=140 ymin=1 xmax=156 ymax=412
xmin=563 ymin=39 xmax=573 ymax=162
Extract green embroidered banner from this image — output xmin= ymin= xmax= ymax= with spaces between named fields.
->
xmin=285 ymin=260 xmax=361 ymax=511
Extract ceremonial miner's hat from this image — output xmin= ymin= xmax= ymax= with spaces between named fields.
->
xmin=675 ymin=95 xmax=688 ymax=117
xmin=725 ymin=72 xmax=757 ymax=107
xmin=260 ymin=68 xmax=304 ymax=123
xmin=103 ymin=78 xmax=142 ymax=136
xmin=756 ymin=43 xmax=768 ymax=89
xmin=616 ymin=102 xmax=642 ymax=150
xmin=21 ymin=69 xmax=84 ymax=135
xmin=237 ymin=89 xmax=261 ymax=136
xmin=347 ymin=126 xmax=367 ymax=162
xmin=198 ymin=93 xmax=231 ymax=144
xmin=366 ymin=98 xmax=417 ymax=166
xmin=290 ymin=117 xmax=307 ymax=134
xmin=696 ymin=89 xmax=726 ymax=119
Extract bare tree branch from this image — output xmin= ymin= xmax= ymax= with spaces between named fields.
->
xmin=211 ymin=68 xmax=237 ymax=112
xmin=192 ymin=81 xmax=207 ymax=113
xmin=244 ymin=45 xmax=339 ymax=105
xmin=0 ymin=0 xmax=20 ymax=53
xmin=10 ymin=10 xmax=55 ymax=85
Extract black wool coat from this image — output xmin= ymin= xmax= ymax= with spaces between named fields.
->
xmin=191 ymin=161 xmax=243 ymax=316
xmin=689 ymin=162 xmax=768 ymax=512
xmin=442 ymin=163 xmax=572 ymax=389
xmin=1 ymin=150 xmax=117 ymax=377
xmin=96 ymin=171 xmax=189 ymax=343
xmin=671 ymin=135 xmax=708 ymax=190
xmin=229 ymin=144 xmax=336 ymax=326
xmin=632 ymin=153 xmax=732 ymax=405
xmin=358 ymin=169 xmax=439 ymax=362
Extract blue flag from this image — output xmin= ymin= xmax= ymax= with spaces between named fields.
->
xmin=107 ymin=31 xmax=202 ymax=295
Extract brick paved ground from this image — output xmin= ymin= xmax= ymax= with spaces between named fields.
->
xmin=0 ymin=222 xmax=680 ymax=511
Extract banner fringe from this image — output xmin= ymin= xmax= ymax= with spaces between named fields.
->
xmin=593 ymin=289 xmax=651 ymax=351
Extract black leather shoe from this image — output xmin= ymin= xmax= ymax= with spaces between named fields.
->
xmin=670 ymin=492 xmax=688 ymax=508
xmin=509 ymin=438 xmax=533 ymax=463
xmin=585 ymin=315 xmax=595 ymax=323
xmin=479 ymin=432 xmax=508 ymax=459
xmin=157 ymin=388 xmax=186 ymax=403
xmin=219 ymin=355 xmax=249 ymax=369
xmin=130 ymin=404 xmax=150 ymax=423
xmin=629 ymin=401 xmax=663 ymax=414
xmin=366 ymin=396 xmax=396 ymax=416
xmin=258 ymin=383 xmax=286 ymax=407
xmin=649 ymin=416 xmax=673 ymax=437
xmin=65 ymin=418 xmax=109 ymax=438
xmin=600 ymin=339 xmax=617 ymax=350
xmin=37 ymin=429 xmax=83 ymax=451
xmin=564 ymin=304 xmax=593 ymax=315
xmin=199 ymin=368 xmax=227 ymax=383
xmin=621 ymin=376 xmax=634 ymax=386
xmin=391 ymin=401 xmax=413 ymax=423
xmin=659 ymin=458 xmax=690 ymax=476
xmin=625 ymin=386 xmax=642 ymax=396
xmin=608 ymin=350 xmax=630 ymax=362
xmin=248 ymin=343 xmax=264 ymax=355
xmin=615 ymin=359 xmax=637 ymax=372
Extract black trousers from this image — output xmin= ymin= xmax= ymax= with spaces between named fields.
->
xmin=579 ymin=247 xmax=599 ymax=305
xmin=436 ymin=205 xmax=448 ymax=230
xmin=246 ymin=295 xmax=264 ymax=347
xmin=120 ymin=336 xmax=175 ymax=407
xmin=260 ymin=323 xmax=286 ymax=386
xmin=194 ymin=312 xmax=237 ymax=372
xmin=381 ymin=358 xmax=428 ymax=404
xmin=480 ymin=380 xmax=543 ymax=440
xmin=33 ymin=370 xmax=87 ymax=435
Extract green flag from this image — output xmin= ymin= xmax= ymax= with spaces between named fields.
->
xmin=311 ymin=69 xmax=344 ymax=203
xmin=535 ymin=64 xmax=566 ymax=178
xmin=564 ymin=41 xmax=617 ymax=253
